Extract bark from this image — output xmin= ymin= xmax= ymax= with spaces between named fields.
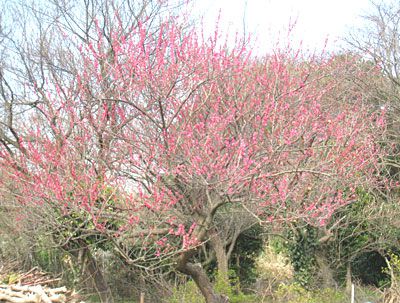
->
xmin=176 ymin=256 xmax=229 ymax=303
xmin=175 ymin=204 xmax=230 ymax=303
xmin=345 ymin=262 xmax=352 ymax=294
xmin=210 ymin=232 xmax=229 ymax=282
xmin=83 ymin=248 xmax=114 ymax=303
xmin=315 ymin=250 xmax=336 ymax=288
xmin=66 ymin=242 xmax=114 ymax=303
xmin=176 ymin=220 xmax=228 ymax=302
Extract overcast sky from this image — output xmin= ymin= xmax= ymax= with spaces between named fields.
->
xmin=190 ymin=0 xmax=374 ymax=52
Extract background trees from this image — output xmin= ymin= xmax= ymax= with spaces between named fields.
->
xmin=344 ymin=0 xmax=400 ymax=293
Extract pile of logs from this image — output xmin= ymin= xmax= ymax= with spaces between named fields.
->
xmin=0 ymin=285 xmax=70 ymax=303
xmin=0 ymin=265 xmax=84 ymax=303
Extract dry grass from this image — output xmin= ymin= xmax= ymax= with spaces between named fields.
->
xmin=254 ymin=244 xmax=294 ymax=299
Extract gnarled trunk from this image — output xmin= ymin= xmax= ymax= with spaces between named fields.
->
xmin=177 ymin=254 xmax=229 ymax=303
xmin=176 ymin=203 xmax=231 ymax=302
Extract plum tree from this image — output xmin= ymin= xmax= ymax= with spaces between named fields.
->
xmin=0 ymin=2 xmax=387 ymax=303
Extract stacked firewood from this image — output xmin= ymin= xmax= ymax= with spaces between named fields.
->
xmin=0 ymin=285 xmax=69 ymax=303
xmin=0 ymin=266 xmax=84 ymax=303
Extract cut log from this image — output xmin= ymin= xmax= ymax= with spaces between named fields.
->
xmin=31 ymin=285 xmax=52 ymax=303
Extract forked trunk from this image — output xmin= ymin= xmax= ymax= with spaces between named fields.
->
xmin=177 ymin=259 xmax=229 ymax=303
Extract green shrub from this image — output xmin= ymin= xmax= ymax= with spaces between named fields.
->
xmin=213 ymin=270 xmax=257 ymax=303
xmin=286 ymin=225 xmax=318 ymax=288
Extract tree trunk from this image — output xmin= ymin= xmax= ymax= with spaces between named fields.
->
xmin=66 ymin=241 xmax=114 ymax=303
xmin=315 ymin=250 xmax=336 ymax=289
xmin=175 ymin=208 xmax=230 ymax=302
xmin=345 ymin=262 xmax=352 ymax=294
xmin=83 ymin=247 xmax=114 ymax=303
xmin=210 ymin=232 xmax=229 ymax=283
xmin=176 ymin=258 xmax=229 ymax=303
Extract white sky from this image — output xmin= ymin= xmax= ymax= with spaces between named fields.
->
xmin=190 ymin=0 xmax=374 ymax=52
